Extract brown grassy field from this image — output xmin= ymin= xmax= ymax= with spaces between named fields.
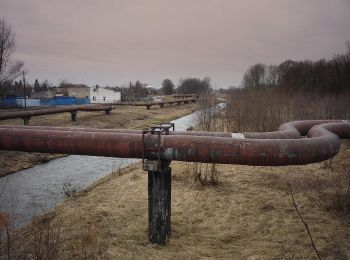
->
xmin=5 ymin=141 xmax=350 ymax=259
xmin=0 ymin=103 xmax=197 ymax=176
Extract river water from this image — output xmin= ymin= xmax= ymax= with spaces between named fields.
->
xmin=0 ymin=108 xmax=209 ymax=227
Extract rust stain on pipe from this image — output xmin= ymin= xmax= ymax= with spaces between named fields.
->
xmin=0 ymin=120 xmax=349 ymax=166
xmin=0 ymin=128 xmax=143 ymax=158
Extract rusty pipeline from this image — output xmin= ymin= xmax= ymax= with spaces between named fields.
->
xmin=0 ymin=120 xmax=349 ymax=166
xmin=0 ymin=125 xmax=234 ymax=137
xmin=112 ymin=98 xmax=197 ymax=109
xmin=2 ymin=119 xmax=341 ymax=139
xmin=0 ymin=105 xmax=112 ymax=121
xmin=172 ymin=94 xmax=199 ymax=99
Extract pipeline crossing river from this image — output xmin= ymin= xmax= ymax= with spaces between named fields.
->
xmin=0 ymin=106 xmax=223 ymax=227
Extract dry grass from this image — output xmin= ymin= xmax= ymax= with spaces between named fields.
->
xmin=4 ymin=142 xmax=349 ymax=259
xmin=0 ymin=103 xmax=197 ymax=177
xmin=225 ymin=89 xmax=350 ymax=132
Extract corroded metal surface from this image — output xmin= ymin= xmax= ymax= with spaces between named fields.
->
xmin=172 ymin=94 xmax=199 ymax=99
xmin=112 ymin=98 xmax=197 ymax=109
xmin=0 ymin=105 xmax=112 ymax=120
xmin=0 ymin=120 xmax=349 ymax=166
xmin=0 ymin=125 xmax=234 ymax=137
xmin=0 ymin=128 xmax=143 ymax=157
xmin=243 ymin=120 xmax=344 ymax=139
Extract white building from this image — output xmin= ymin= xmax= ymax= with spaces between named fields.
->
xmin=90 ymin=86 xmax=121 ymax=103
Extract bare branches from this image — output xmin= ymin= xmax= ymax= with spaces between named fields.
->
xmin=287 ymin=183 xmax=322 ymax=260
xmin=0 ymin=18 xmax=16 ymax=74
xmin=161 ymin=79 xmax=174 ymax=95
xmin=0 ymin=17 xmax=24 ymax=98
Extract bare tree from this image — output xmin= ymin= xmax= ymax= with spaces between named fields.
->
xmin=177 ymin=77 xmax=211 ymax=94
xmin=161 ymin=79 xmax=174 ymax=95
xmin=241 ymin=63 xmax=266 ymax=89
xmin=0 ymin=18 xmax=24 ymax=98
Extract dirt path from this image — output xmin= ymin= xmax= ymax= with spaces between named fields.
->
xmin=7 ymin=142 xmax=350 ymax=259
xmin=0 ymin=104 xmax=197 ymax=176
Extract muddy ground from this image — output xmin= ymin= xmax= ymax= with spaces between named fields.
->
xmin=0 ymin=103 xmax=197 ymax=176
xmin=4 ymin=142 xmax=350 ymax=259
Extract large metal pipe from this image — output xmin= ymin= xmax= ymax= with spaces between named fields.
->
xmin=0 ymin=105 xmax=112 ymax=120
xmin=0 ymin=121 xmax=349 ymax=165
xmin=0 ymin=119 xmax=342 ymax=139
xmin=0 ymin=125 xmax=233 ymax=137
xmin=172 ymin=94 xmax=199 ymax=99
xmin=243 ymin=120 xmax=345 ymax=139
xmin=0 ymin=128 xmax=143 ymax=158
xmin=112 ymin=98 xmax=197 ymax=108
xmin=161 ymin=126 xmax=343 ymax=166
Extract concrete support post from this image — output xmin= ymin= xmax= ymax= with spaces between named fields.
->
xmin=23 ymin=116 xmax=30 ymax=125
xmin=146 ymin=105 xmax=151 ymax=110
xmin=148 ymin=160 xmax=171 ymax=245
xmin=71 ymin=111 xmax=77 ymax=122
xmin=105 ymin=108 xmax=111 ymax=115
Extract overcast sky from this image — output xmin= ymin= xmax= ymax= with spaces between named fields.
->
xmin=1 ymin=0 xmax=349 ymax=88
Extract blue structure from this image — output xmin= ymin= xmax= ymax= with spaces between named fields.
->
xmin=0 ymin=96 xmax=90 ymax=107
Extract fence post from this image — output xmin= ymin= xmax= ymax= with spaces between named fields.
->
xmin=146 ymin=159 xmax=171 ymax=244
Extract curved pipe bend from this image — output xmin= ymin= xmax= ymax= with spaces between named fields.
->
xmin=162 ymin=121 xmax=349 ymax=165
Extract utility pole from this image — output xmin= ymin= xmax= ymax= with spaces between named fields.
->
xmin=23 ymin=71 xmax=27 ymax=108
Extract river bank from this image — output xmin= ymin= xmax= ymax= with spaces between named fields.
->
xmin=0 ymin=103 xmax=197 ymax=177
xmin=4 ymin=142 xmax=350 ymax=259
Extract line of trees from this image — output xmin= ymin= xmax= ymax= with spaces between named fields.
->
xmin=241 ymin=43 xmax=350 ymax=93
xmin=225 ymin=43 xmax=350 ymax=134
xmin=161 ymin=77 xmax=212 ymax=95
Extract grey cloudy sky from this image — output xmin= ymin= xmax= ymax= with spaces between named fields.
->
xmin=1 ymin=0 xmax=349 ymax=88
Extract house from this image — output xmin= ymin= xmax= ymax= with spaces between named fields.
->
xmin=31 ymin=88 xmax=56 ymax=98
xmin=90 ymin=85 xmax=121 ymax=103
xmin=64 ymin=85 xmax=90 ymax=99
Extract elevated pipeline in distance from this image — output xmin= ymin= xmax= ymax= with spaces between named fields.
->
xmin=113 ymin=98 xmax=196 ymax=106
xmin=111 ymin=98 xmax=197 ymax=109
xmin=0 ymin=120 xmax=349 ymax=166
xmin=0 ymin=105 xmax=112 ymax=120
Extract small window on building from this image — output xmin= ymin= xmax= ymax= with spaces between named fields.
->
xmin=93 ymin=89 xmax=96 ymax=92
xmin=85 ymin=96 xmax=88 ymax=99
xmin=103 ymin=96 xmax=106 ymax=101
xmin=93 ymin=96 xmax=96 ymax=101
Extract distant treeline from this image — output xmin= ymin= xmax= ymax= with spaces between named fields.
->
xmin=161 ymin=77 xmax=211 ymax=95
xmin=224 ymin=44 xmax=350 ymax=132
xmin=241 ymin=44 xmax=350 ymax=93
